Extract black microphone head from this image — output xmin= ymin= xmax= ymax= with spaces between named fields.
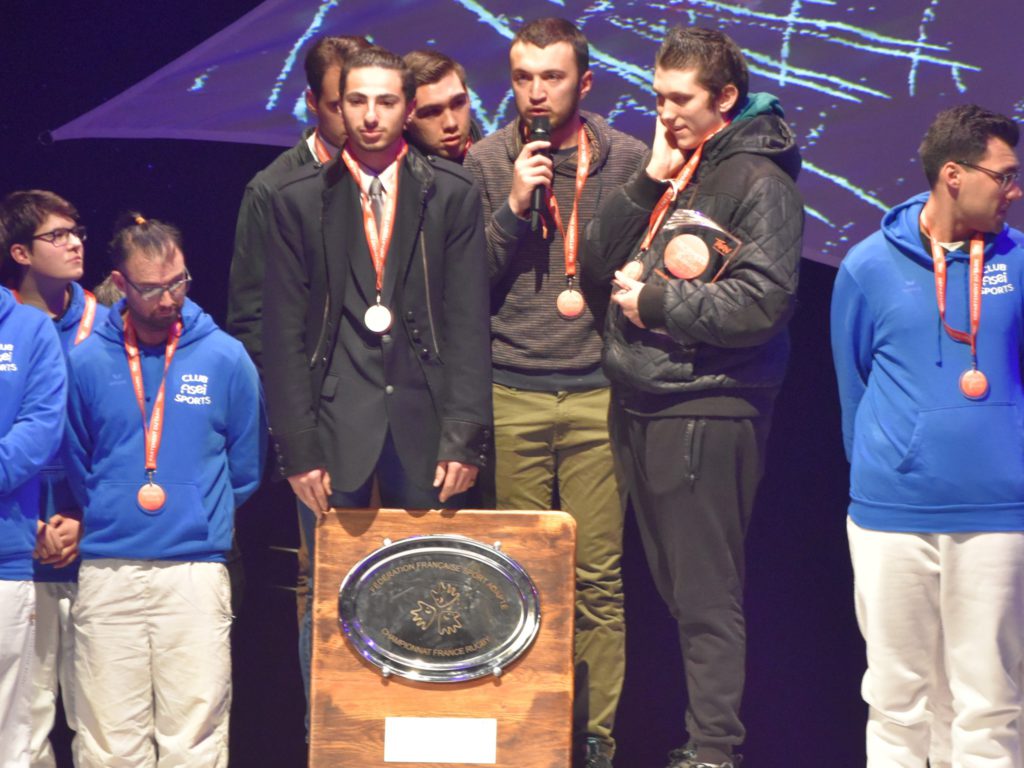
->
xmin=528 ymin=115 xmax=551 ymax=143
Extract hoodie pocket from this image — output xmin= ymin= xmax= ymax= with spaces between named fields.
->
xmin=85 ymin=481 xmax=209 ymax=557
xmin=895 ymin=403 xmax=1024 ymax=505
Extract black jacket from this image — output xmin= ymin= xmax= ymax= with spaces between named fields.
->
xmin=580 ymin=97 xmax=804 ymax=416
xmin=262 ymin=146 xmax=492 ymax=488
xmin=227 ymin=130 xmax=318 ymax=372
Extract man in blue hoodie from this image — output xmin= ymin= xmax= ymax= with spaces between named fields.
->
xmin=1 ymin=188 xmax=109 ymax=767
xmin=0 ymin=258 xmax=67 ymax=763
xmin=64 ymin=214 xmax=264 ymax=767
xmin=831 ymin=105 xmax=1023 ymax=767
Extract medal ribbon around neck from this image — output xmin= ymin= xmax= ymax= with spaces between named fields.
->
xmin=312 ymin=129 xmax=336 ymax=163
xmin=11 ymin=287 xmax=97 ymax=344
xmin=123 ymin=315 xmax=182 ymax=485
xmin=920 ymin=211 xmax=985 ymax=360
xmin=638 ymin=120 xmax=731 ymax=254
xmin=543 ymin=125 xmax=591 ymax=280
xmin=340 ymin=140 xmax=409 ymax=294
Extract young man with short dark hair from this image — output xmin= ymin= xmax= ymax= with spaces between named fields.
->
xmin=1 ymin=188 xmax=109 ymax=767
xmin=0 ymin=198 xmax=68 ymax=768
xmin=403 ymin=49 xmax=480 ymax=163
xmin=581 ymin=25 xmax=804 ymax=768
xmin=831 ymin=105 xmax=1024 ymax=767
xmin=262 ymin=45 xmax=492 ymax=710
xmin=465 ymin=17 xmax=647 ymax=768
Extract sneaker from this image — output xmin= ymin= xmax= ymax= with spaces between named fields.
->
xmin=584 ymin=737 xmax=614 ymax=768
xmin=666 ymin=745 xmax=742 ymax=768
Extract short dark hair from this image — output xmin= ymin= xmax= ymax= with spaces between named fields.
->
xmin=0 ymin=189 xmax=78 ymax=261
xmin=656 ymin=26 xmax=749 ymax=118
xmin=513 ymin=17 xmax=589 ymax=75
xmin=304 ymin=35 xmax=370 ymax=98
xmin=404 ymin=49 xmax=467 ymax=90
xmin=919 ymin=104 xmax=1020 ymax=188
xmin=341 ymin=46 xmax=416 ymax=103
xmin=108 ymin=211 xmax=184 ymax=272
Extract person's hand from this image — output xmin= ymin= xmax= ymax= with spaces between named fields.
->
xmin=611 ymin=269 xmax=647 ymax=328
xmin=433 ymin=461 xmax=479 ymax=504
xmin=508 ymin=140 xmax=553 ymax=218
xmin=645 ymin=117 xmax=686 ymax=182
xmin=33 ymin=520 xmax=62 ymax=561
xmin=288 ymin=468 xmax=333 ymax=520
xmin=42 ymin=513 xmax=82 ymax=568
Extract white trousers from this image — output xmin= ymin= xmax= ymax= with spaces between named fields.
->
xmin=848 ymin=518 xmax=1024 ymax=768
xmin=0 ymin=580 xmax=35 ymax=768
xmin=29 ymin=581 xmax=77 ymax=768
xmin=73 ymin=560 xmax=232 ymax=768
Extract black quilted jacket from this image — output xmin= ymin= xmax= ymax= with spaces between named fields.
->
xmin=580 ymin=101 xmax=804 ymax=415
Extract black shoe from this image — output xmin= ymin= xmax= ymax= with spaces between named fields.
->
xmin=666 ymin=745 xmax=741 ymax=768
xmin=584 ymin=737 xmax=613 ymax=768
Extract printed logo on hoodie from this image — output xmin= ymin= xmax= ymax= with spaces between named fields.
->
xmin=175 ymin=373 xmax=212 ymax=405
xmin=984 ymin=262 xmax=1016 ymax=296
xmin=0 ymin=342 xmax=16 ymax=372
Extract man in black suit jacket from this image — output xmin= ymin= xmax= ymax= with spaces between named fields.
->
xmin=263 ymin=45 xmax=491 ymax=518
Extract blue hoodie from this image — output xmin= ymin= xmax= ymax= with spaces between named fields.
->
xmin=65 ymin=297 xmax=265 ymax=561
xmin=831 ymin=192 xmax=1024 ymax=532
xmin=0 ymin=286 xmax=67 ymax=580
xmin=31 ymin=282 xmax=109 ymax=582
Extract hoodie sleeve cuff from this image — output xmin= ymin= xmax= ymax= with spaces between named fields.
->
xmin=638 ymin=283 xmax=666 ymax=328
xmin=626 ymin=172 xmax=672 ymax=210
xmin=494 ymin=200 xmax=530 ymax=237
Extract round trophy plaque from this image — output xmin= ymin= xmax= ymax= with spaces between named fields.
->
xmin=338 ymin=534 xmax=541 ymax=683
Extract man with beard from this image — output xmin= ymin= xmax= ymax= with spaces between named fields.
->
xmin=581 ymin=26 xmax=803 ymax=768
xmin=404 ymin=49 xmax=480 ymax=163
xmin=464 ymin=17 xmax=646 ymax=768
xmin=64 ymin=214 xmax=264 ymax=766
xmin=832 ymin=105 xmax=1024 ymax=767
xmin=262 ymin=45 xmax=491 ymax=705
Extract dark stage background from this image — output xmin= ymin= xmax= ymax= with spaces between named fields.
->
xmin=3 ymin=2 xmax=1019 ymax=766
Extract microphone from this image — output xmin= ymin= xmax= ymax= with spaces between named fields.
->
xmin=528 ymin=115 xmax=551 ymax=233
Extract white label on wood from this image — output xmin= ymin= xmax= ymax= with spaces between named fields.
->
xmin=383 ymin=717 xmax=498 ymax=763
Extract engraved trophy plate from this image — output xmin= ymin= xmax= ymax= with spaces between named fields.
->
xmin=338 ymin=534 xmax=541 ymax=683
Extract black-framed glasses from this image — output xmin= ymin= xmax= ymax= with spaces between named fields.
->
xmin=956 ymin=161 xmax=1021 ymax=191
xmin=121 ymin=268 xmax=192 ymax=301
xmin=31 ymin=225 xmax=87 ymax=248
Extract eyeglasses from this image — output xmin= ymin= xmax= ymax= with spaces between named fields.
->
xmin=956 ymin=161 xmax=1021 ymax=191
xmin=121 ymin=269 xmax=192 ymax=301
xmin=31 ymin=225 xmax=87 ymax=247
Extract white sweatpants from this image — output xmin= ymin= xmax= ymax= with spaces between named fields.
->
xmin=72 ymin=560 xmax=232 ymax=768
xmin=29 ymin=581 xmax=77 ymax=768
xmin=0 ymin=580 xmax=35 ymax=768
xmin=848 ymin=518 xmax=1024 ymax=768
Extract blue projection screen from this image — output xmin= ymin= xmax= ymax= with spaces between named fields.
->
xmin=51 ymin=0 xmax=1024 ymax=265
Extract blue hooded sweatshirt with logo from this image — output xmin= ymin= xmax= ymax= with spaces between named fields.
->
xmin=831 ymin=192 xmax=1024 ymax=532
xmin=0 ymin=286 xmax=67 ymax=580
xmin=64 ymin=297 xmax=265 ymax=561
xmin=32 ymin=281 xmax=109 ymax=582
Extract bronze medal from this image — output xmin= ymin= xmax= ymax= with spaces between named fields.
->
xmin=556 ymin=288 xmax=585 ymax=319
xmin=959 ymin=368 xmax=989 ymax=400
xmin=664 ymin=234 xmax=710 ymax=279
xmin=137 ymin=482 xmax=166 ymax=513
xmin=621 ymin=260 xmax=644 ymax=281
xmin=364 ymin=303 xmax=393 ymax=334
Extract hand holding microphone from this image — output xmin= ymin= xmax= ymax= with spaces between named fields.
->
xmin=507 ymin=115 xmax=553 ymax=226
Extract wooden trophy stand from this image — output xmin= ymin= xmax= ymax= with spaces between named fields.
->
xmin=310 ymin=508 xmax=576 ymax=767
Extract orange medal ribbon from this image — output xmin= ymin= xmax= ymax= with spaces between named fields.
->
xmin=544 ymin=125 xmax=591 ymax=280
xmin=920 ymin=211 xmax=988 ymax=399
xmin=123 ymin=315 xmax=182 ymax=510
xmin=312 ymin=129 xmax=336 ymax=164
xmin=637 ymin=120 xmax=731 ymax=254
xmin=340 ymin=141 xmax=409 ymax=295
